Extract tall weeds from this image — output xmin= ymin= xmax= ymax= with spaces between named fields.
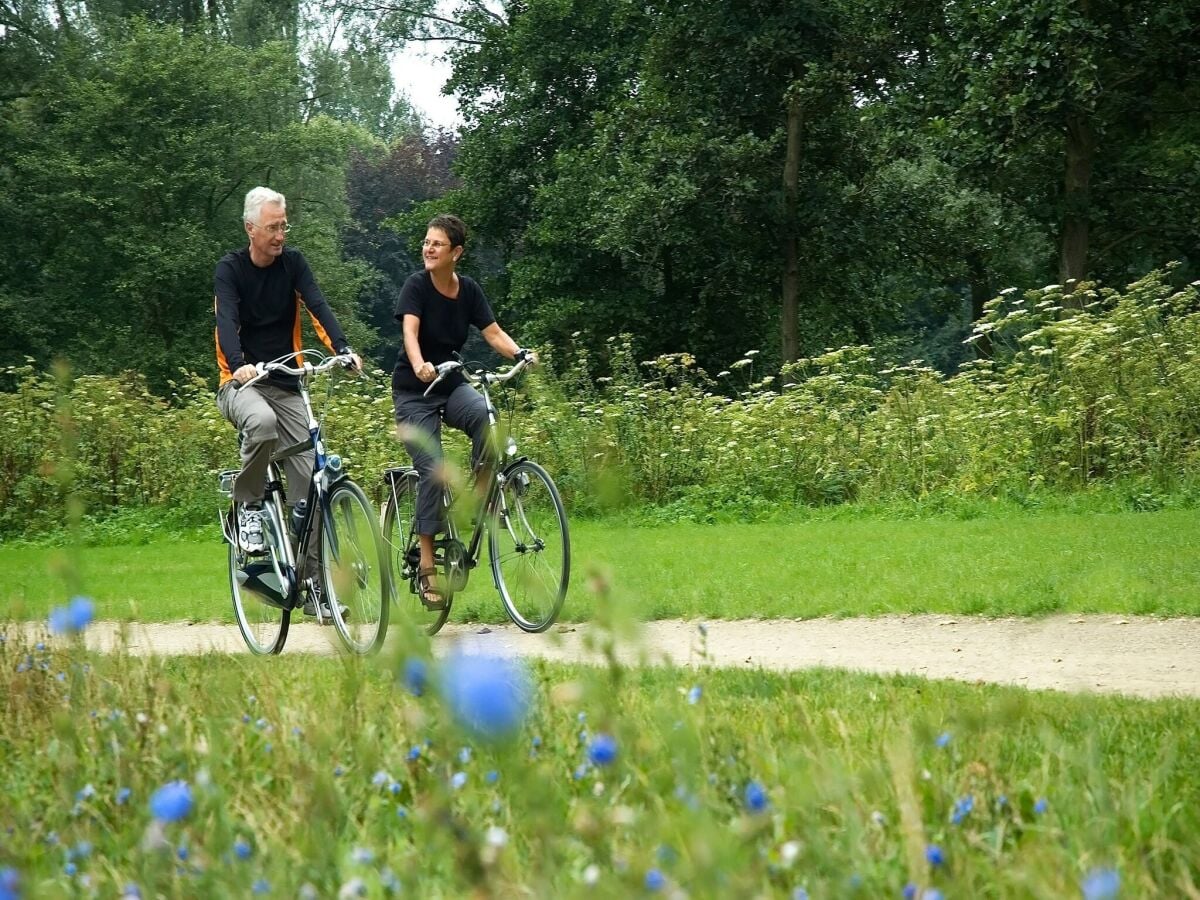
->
xmin=1 ymin=268 xmax=1197 ymax=538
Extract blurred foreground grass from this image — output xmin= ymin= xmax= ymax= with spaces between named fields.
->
xmin=2 ymin=507 xmax=1199 ymax=623
xmin=1 ymin=621 xmax=1196 ymax=898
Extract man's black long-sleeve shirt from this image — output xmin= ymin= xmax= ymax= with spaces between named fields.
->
xmin=214 ymin=246 xmax=349 ymax=390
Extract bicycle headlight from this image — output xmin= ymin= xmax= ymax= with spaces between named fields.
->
xmin=505 ymin=436 xmax=517 ymax=457
xmin=327 ymin=454 xmax=343 ymax=473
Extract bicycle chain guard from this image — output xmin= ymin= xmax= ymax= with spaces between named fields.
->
xmin=440 ymin=538 xmax=470 ymax=592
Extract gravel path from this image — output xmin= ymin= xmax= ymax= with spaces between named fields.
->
xmin=12 ymin=614 xmax=1199 ymax=700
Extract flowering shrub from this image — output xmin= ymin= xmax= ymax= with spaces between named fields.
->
xmin=1 ymin=268 xmax=1197 ymax=538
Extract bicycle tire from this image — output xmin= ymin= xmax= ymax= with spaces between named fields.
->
xmin=489 ymin=460 xmax=569 ymax=633
xmin=381 ymin=469 xmax=451 ymax=636
xmin=229 ymin=501 xmax=291 ymax=655
xmin=321 ymin=479 xmax=390 ymax=655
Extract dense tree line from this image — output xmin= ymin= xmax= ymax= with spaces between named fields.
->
xmin=2 ymin=0 xmax=1197 ymax=390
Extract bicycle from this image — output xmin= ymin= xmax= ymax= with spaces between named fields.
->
xmin=218 ymin=350 xmax=390 ymax=655
xmin=381 ymin=355 xmax=569 ymax=635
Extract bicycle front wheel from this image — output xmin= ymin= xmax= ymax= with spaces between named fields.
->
xmin=381 ymin=469 xmax=450 ymax=636
xmin=228 ymin=502 xmax=290 ymax=655
xmin=321 ymin=479 xmax=389 ymax=655
xmin=489 ymin=460 xmax=569 ymax=632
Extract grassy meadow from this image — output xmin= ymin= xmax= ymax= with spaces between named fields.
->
xmin=3 ymin=505 xmax=1199 ymax=624
xmin=1 ymin=619 xmax=1197 ymax=898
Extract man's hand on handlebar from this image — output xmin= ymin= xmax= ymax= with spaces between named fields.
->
xmin=233 ymin=364 xmax=259 ymax=385
xmin=342 ymin=351 xmax=364 ymax=373
xmin=416 ymin=360 xmax=437 ymax=383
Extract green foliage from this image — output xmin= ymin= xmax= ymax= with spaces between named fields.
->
xmin=0 ymin=22 xmax=378 ymax=389
xmin=0 ymin=268 xmax=1197 ymax=539
xmin=1 ymin=636 xmax=1198 ymax=895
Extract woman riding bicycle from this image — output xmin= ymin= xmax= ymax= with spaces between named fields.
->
xmin=392 ymin=214 xmax=536 ymax=610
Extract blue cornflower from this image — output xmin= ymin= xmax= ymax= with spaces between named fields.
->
xmin=372 ymin=770 xmax=389 ymax=787
xmin=531 ymin=736 xmax=542 ymax=749
xmin=76 ymin=784 xmax=95 ymax=802
xmin=793 ymin=889 xmax=809 ymax=900
xmin=440 ymin=651 xmax=531 ymax=741
xmin=645 ymin=868 xmax=665 ymax=892
xmin=407 ymin=746 xmax=421 ymax=762
xmin=925 ymin=844 xmax=945 ymax=867
xmin=903 ymin=883 xmax=917 ymax=900
xmin=64 ymin=862 xmax=77 ymax=877
xmin=587 ymin=734 xmax=618 ymax=767
xmin=70 ymin=841 xmax=92 ymax=860
xmin=458 ymin=747 xmax=472 ymax=764
xmin=744 ymin=780 xmax=769 ymax=814
xmin=687 ymin=685 xmax=702 ymax=705
xmin=234 ymin=838 xmax=252 ymax=860
xmin=1034 ymin=797 xmax=1048 ymax=815
xmin=573 ymin=765 xmax=589 ymax=780
xmin=149 ymin=781 xmax=193 ymax=822
xmin=923 ymin=891 xmax=944 ymax=900
xmin=935 ymin=732 xmax=951 ymax=748
xmin=389 ymin=782 xmax=402 ymax=795
xmin=350 ymin=847 xmax=374 ymax=865
xmin=334 ymin=765 xmax=345 ymax=777
xmin=120 ymin=885 xmax=141 ymax=899
xmin=485 ymin=770 xmax=499 ymax=784
xmin=176 ymin=846 xmax=188 ymax=862
xmin=242 ymin=714 xmax=251 ymax=724
xmin=997 ymin=794 xmax=1008 ymax=808
xmin=1081 ymin=867 xmax=1120 ymax=900
xmin=402 ymin=658 xmax=427 ymax=696
xmin=951 ymin=794 xmax=974 ymax=824
xmin=577 ymin=711 xmax=587 ymax=723
xmin=0 ymin=869 xmax=18 ymax=900
xmin=252 ymin=878 xmax=270 ymax=895
xmin=49 ymin=596 xmax=95 ymax=635
xmin=451 ymin=772 xmax=467 ymax=790
xmin=116 ymin=787 xmax=131 ymax=805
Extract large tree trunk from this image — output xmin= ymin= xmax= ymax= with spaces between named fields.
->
xmin=966 ymin=253 xmax=992 ymax=358
xmin=1059 ymin=112 xmax=1096 ymax=298
xmin=781 ymin=88 xmax=803 ymax=363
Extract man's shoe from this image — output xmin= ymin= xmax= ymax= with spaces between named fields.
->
xmin=302 ymin=594 xmax=349 ymax=625
xmin=238 ymin=504 xmax=266 ymax=555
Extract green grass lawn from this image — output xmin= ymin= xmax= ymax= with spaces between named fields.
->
xmin=1 ymin=630 xmax=1196 ymax=897
xmin=3 ymin=507 xmax=1199 ymax=623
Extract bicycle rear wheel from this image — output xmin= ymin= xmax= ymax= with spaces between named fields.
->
xmin=489 ymin=460 xmax=569 ymax=633
xmin=321 ymin=479 xmax=389 ymax=655
xmin=228 ymin=501 xmax=290 ymax=655
xmin=381 ymin=469 xmax=451 ymax=636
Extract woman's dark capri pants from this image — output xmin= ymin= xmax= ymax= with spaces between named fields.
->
xmin=393 ymin=382 xmax=491 ymax=535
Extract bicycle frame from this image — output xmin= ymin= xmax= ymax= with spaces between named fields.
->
xmin=222 ymin=351 xmax=355 ymax=607
xmin=386 ymin=358 xmax=527 ymax=589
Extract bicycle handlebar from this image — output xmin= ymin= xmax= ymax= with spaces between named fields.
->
xmin=238 ymin=352 xmax=359 ymax=391
xmin=422 ymin=356 xmax=532 ymax=397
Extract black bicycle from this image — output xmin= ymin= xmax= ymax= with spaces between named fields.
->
xmin=381 ymin=355 xmax=570 ymax=635
xmin=218 ymin=350 xmax=389 ymax=655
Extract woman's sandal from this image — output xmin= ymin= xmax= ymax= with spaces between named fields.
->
xmin=417 ymin=567 xmax=446 ymax=610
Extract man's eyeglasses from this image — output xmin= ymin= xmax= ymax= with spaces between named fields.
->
xmin=252 ymin=222 xmax=292 ymax=235
xmin=422 ymin=239 xmax=451 ymax=249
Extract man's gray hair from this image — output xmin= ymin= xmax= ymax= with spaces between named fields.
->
xmin=243 ymin=186 xmax=286 ymax=225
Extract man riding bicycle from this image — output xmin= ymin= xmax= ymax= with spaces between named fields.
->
xmin=214 ymin=186 xmax=362 ymax=622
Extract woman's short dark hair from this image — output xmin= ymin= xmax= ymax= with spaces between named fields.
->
xmin=428 ymin=214 xmax=467 ymax=248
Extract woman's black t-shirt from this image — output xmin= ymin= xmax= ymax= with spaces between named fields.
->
xmin=391 ymin=271 xmax=496 ymax=395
